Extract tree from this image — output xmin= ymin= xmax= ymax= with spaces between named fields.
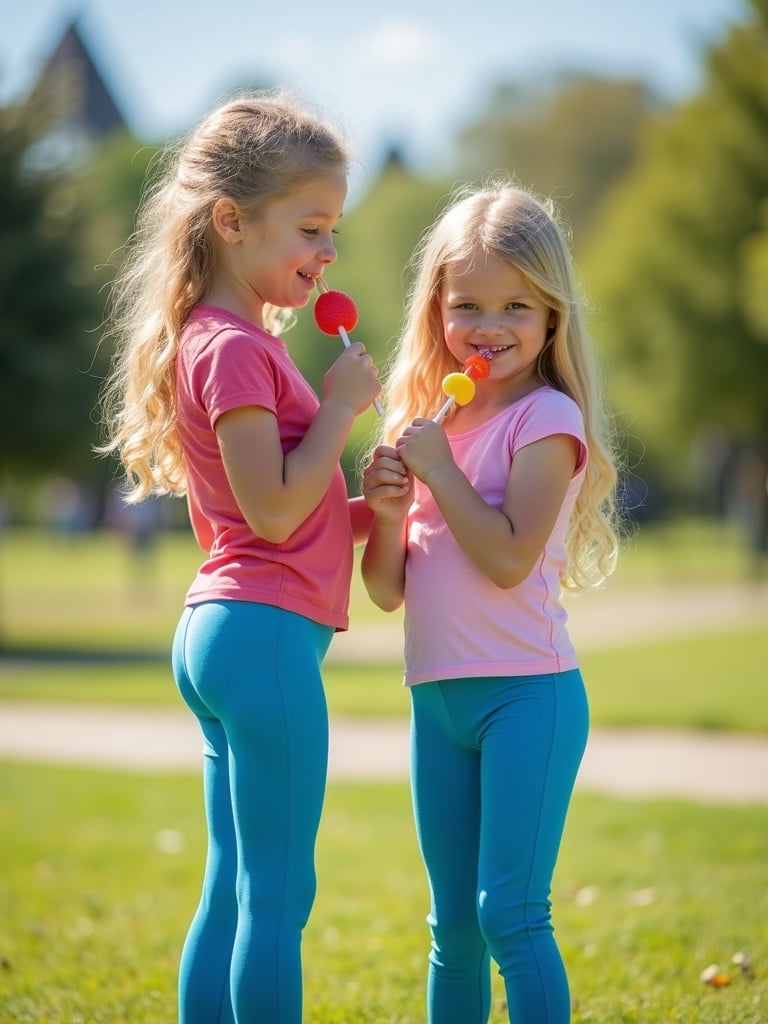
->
xmin=285 ymin=152 xmax=451 ymax=485
xmin=454 ymin=74 xmax=657 ymax=251
xmin=582 ymin=0 xmax=768 ymax=488
xmin=0 ymin=92 xmax=103 ymax=488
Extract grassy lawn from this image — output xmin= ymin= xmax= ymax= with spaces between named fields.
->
xmin=0 ymin=520 xmax=765 ymax=732
xmin=1 ymin=524 xmax=766 ymax=1022
xmin=0 ymin=517 xmax=761 ymax=654
xmin=1 ymin=761 xmax=766 ymax=1023
xmin=0 ymin=624 xmax=765 ymax=732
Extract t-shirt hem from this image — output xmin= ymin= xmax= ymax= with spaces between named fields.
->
xmin=184 ymin=587 xmax=349 ymax=632
xmin=404 ymin=654 xmax=580 ymax=687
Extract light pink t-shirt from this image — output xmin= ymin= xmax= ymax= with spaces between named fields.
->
xmin=403 ymin=387 xmax=588 ymax=685
xmin=176 ymin=305 xmax=353 ymax=631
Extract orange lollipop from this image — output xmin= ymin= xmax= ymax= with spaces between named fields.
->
xmin=463 ymin=354 xmax=491 ymax=381
xmin=433 ymin=354 xmax=491 ymax=423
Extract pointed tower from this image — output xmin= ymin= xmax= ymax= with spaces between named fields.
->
xmin=30 ymin=17 xmax=128 ymax=160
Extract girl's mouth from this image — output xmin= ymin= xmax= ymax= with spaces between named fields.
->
xmin=476 ymin=345 xmax=509 ymax=358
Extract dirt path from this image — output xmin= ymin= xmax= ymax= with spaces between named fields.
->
xmin=1 ymin=702 xmax=767 ymax=803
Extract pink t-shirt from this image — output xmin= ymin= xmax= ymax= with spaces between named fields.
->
xmin=403 ymin=387 xmax=588 ymax=685
xmin=176 ymin=305 xmax=353 ymax=631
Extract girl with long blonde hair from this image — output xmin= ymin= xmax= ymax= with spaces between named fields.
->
xmin=362 ymin=180 xmax=620 ymax=1024
xmin=100 ymin=91 xmax=380 ymax=1024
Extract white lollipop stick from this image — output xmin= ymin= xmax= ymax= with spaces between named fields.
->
xmin=433 ymin=396 xmax=456 ymax=424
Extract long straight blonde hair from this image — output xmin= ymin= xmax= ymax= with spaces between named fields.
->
xmin=376 ymin=179 xmax=620 ymax=589
xmin=98 ymin=90 xmax=351 ymax=500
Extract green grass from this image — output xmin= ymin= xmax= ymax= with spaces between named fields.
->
xmin=1 ymin=517 xmax=764 ymax=732
xmin=0 ymin=518 xmax=760 ymax=655
xmin=1 ymin=525 xmax=765 ymax=1022
xmin=1 ymin=625 xmax=765 ymax=732
xmin=614 ymin=516 xmax=764 ymax=586
xmin=0 ymin=761 xmax=766 ymax=1023
xmin=579 ymin=624 xmax=768 ymax=732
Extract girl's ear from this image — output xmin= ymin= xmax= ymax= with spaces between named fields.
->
xmin=211 ymin=198 xmax=242 ymax=244
xmin=546 ymin=313 xmax=557 ymax=340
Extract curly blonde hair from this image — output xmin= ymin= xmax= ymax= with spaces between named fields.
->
xmin=374 ymin=179 xmax=620 ymax=589
xmin=98 ymin=89 xmax=351 ymax=499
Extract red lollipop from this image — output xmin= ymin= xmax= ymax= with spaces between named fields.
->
xmin=314 ymin=289 xmax=359 ymax=335
xmin=313 ymin=279 xmax=384 ymax=417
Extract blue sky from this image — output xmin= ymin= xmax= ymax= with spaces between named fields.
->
xmin=0 ymin=0 xmax=748 ymax=196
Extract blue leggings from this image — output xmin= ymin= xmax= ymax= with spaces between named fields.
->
xmin=171 ymin=601 xmax=333 ymax=1024
xmin=410 ymin=671 xmax=589 ymax=1024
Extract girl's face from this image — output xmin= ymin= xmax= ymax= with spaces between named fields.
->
xmin=214 ymin=170 xmax=347 ymax=324
xmin=439 ymin=251 xmax=554 ymax=400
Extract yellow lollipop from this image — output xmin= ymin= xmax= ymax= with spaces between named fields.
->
xmin=434 ymin=372 xmax=477 ymax=423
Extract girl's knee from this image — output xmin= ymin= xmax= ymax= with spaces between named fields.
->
xmin=429 ymin=907 xmax=485 ymax=961
xmin=477 ymin=888 xmax=552 ymax=954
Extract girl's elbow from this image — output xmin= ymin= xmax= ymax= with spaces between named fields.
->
xmin=363 ymin=577 xmax=404 ymax=612
xmin=488 ymin=557 xmax=535 ymax=590
xmin=245 ymin=510 xmax=295 ymax=545
xmin=375 ymin=592 xmax=404 ymax=613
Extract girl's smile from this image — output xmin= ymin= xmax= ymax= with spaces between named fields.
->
xmin=209 ymin=171 xmax=347 ymax=325
xmin=440 ymin=252 xmax=554 ymax=399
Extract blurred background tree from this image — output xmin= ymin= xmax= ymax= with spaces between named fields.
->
xmin=453 ymin=74 xmax=658 ymax=251
xmin=1 ymin=1 xmax=766 ymax=528
xmin=581 ymin=0 xmax=768 ymax=505
xmin=0 ymin=90 xmax=103 ymax=500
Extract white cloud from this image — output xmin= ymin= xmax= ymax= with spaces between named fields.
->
xmin=355 ymin=17 xmax=442 ymax=68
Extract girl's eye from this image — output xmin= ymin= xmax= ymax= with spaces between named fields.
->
xmin=302 ymin=228 xmax=320 ymax=237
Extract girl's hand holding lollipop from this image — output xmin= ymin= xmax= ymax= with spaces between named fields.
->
xmin=395 ymin=352 xmax=492 ymax=482
xmin=314 ymin=279 xmax=385 ymax=417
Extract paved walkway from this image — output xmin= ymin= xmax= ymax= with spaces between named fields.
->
xmin=1 ymin=581 xmax=767 ymax=802
xmin=1 ymin=702 xmax=768 ymax=803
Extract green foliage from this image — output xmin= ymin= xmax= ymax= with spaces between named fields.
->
xmin=0 ymin=92 xmax=104 ymax=479
xmin=293 ymin=161 xmax=452 ymax=379
xmin=455 ymin=75 xmax=657 ymax=250
xmin=583 ymin=0 xmax=768 ymax=473
xmin=1 ymin=765 xmax=767 ymax=1022
xmin=285 ymin=162 xmax=452 ymax=485
xmin=74 ymin=130 xmax=163 ymax=299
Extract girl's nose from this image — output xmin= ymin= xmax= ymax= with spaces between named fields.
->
xmin=477 ymin=317 xmax=503 ymax=335
xmin=319 ymin=235 xmax=337 ymax=263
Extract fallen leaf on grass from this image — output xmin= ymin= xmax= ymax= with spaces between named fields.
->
xmin=700 ymin=963 xmax=731 ymax=987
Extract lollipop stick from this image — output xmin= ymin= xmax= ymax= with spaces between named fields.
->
xmin=337 ymin=325 xmax=352 ymax=349
xmin=433 ymin=396 xmax=456 ymax=424
xmin=338 ymin=321 xmax=385 ymax=417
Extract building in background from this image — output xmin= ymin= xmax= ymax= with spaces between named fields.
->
xmin=28 ymin=18 xmax=128 ymax=165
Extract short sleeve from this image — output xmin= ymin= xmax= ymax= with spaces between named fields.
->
xmin=192 ymin=329 xmax=279 ymax=428
xmin=510 ymin=389 xmax=588 ymax=473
